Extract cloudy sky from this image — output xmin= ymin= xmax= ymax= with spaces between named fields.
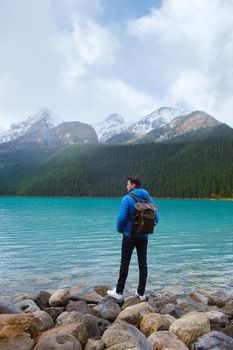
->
xmin=0 ymin=0 xmax=233 ymax=128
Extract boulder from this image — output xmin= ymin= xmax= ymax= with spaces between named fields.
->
xmin=0 ymin=332 xmax=35 ymax=350
xmin=177 ymin=297 xmax=208 ymax=314
xmin=189 ymin=291 xmax=208 ymax=304
xmin=0 ymin=301 xmax=23 ymax=314
xmin=34 ymin=333 xmax=82 ymax=350
xmin=223 ymin=320 xmax=233 ymax=338
xmin=34 ymin=291 xmax=51 ymax=309
xmin=159 ymin=303 xmax=185 ymax=318
xmin=66 ymin=300 xmax=89 ymax=313
xmin=36 ymin=321 xmax=87 ymax=346
xmin=148 ymin=330 xmax=189 ymax=350
xmin=148 ymin=291 xmax=177 ymax=308
xmin=222 ymin=299 xmax=233 ymax=317
xmin=208 ymin=292 xmax=233 ymax=307
xmin=49 ymin=288 xmax=71 ymax=307
xmin=206 ymin=310 xmax=229 ymax=330
xmin=94 ymin=285 xmax=111 ymax=297
xmin=169 ymin=311 xmax=211 ymax=346
xmin=191 ymin=330 xmax=233 ymax=350
xmin=122 ymin=297 xmax=141 ymax=311
xmin=56 ymin=311 xmax=110 ymax=338
xmin=102 ymin=320 xmax=153 ymax=350
xmin=0 ymin=313 xmax=42 ymax=350
xmin=117 ymin=302 xmax=155 ymax=327
xmin=12 ymin=293 xmax=36 ymax=303
xmin=43 ymin=306 xmax=64 ymax=322
xmin=69 ymin=285 xmax=102 ymax=303
xmin=140 ymin=313 xmax=175 ymax=337
xmin=33 ymin=310 xmax=54 ymax=331
xmin=92 ymin=297 xmax=121 ymax=321
xmin=84 ymin=337 xmax=105 ymax=350
xmin=16 ymin=299 xmax=41 ymax=313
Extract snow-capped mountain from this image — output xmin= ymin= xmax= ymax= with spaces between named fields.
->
xmin=0 ymin=108 xmax=63 ymax=144
xmin=139 ymin=110 xmax=221 ymax=143
xmin=94 ymin=113 xmax=126 ymax=142
xmin=126 ymin=107 xmax=188 ymax=136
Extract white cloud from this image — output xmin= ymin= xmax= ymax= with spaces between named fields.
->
xmin=128 ymin=0 xmax=233 ymax=126
xmin=0 ymin=0 xmax=233 ymax=128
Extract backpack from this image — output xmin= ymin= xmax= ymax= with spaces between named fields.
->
xmin=129 ymin=193 xmax=157 ymax=235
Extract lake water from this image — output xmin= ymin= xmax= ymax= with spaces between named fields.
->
xmin=0 ymin=197 xmax=232 ymax=297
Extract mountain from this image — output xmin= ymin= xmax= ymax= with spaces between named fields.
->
xmin=94 ymin=107 xmax=188 ymax=143
xmin=126 ymin=107 xmax=188 ymax=136
xmin=139 ymin=111 xmax=221 ymax=143
xmin=0 ymin=108 xmax=63 ymax=144
xmin=0 ymin=121 xmax=98 ymax=151
xmin=94 ymin=113 xmax=126 ymax=142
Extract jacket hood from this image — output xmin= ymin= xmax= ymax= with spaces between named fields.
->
xmin=130 ymin=188 xmax=150 ymax=199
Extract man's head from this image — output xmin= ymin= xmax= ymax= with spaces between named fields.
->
xmin=126 ymin=176 xmax=142 ymax=192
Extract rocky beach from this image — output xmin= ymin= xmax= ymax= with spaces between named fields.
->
xmin=1 ymin=284 xmax=233 ymax=349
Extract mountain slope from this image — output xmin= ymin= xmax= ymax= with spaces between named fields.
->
xmin=138 ymin=111 xmax=221 ymax=143
xmin=0 ymin=108 xmax=63 ymax=144
xmin=0 ymin=129 xmax=232 ymax=198
xmin=94 ymin=113 xmax=125 ymax=142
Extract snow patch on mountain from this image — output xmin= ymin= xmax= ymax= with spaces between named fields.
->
xmin=127 ymin=107 xmax=188 ymax=136
xmin=94 ymin=113 xmax=126 ymax=142
xmin=0 ymin=108 xmax=63 ymax=144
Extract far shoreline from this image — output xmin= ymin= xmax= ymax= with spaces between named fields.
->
xmin=0 ymin=195 xmax=233 ymax=201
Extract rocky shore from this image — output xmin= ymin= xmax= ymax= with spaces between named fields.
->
xmin=1 ymin=285 xmax=233 ymax=349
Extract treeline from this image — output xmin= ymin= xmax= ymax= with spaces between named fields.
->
xmin=0 ymin=134 xmax=233 ymax=198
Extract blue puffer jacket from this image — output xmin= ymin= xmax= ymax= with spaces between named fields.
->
xmin=116 ymin=188 xmax=159 ymax=238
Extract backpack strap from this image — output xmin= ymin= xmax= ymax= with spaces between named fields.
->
xmin=130 ymin=193 xmax=151 ymax=203
xmin=129 ymin=193 xmax=141 ymax=202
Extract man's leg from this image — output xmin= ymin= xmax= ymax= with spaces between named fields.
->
xmin=116 ymin=236 xmax=135 ymax=294
xmin=136 ymin=237 xmax=148 ymax=295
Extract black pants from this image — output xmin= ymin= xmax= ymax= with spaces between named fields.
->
xmin=116 ymin=236 xmax=148 ymax=295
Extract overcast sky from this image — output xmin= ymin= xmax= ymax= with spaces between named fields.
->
xmin=0 ymin=0 xmax=233 ymax=128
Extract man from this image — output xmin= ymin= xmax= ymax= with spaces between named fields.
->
xmin=107 ymin=176 xmax=159 ymax=301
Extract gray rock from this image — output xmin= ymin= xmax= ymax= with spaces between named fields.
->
xmin=84 ymin=337 xmax=104 ymax=350
xmin=148 ymin=291 xmax=177 ymax=308
xmin=16 ymin=299 xmax=41 ymax=313
xmin=34 ymin=333 xmax=82 ymax=350
xmin=56 ymin=311 xmax=110 ymax=338
xmin=223 ymin=320 xmax=233 ymax=338
xmin=66 ymin=300 xmax=89 ymax=313
xmin=159 ymin=303 xmax=185 ymax=318
xmin=208 ymin=292 xmax=233 ymax=308
xmin=92 ymin=297 xmax=121 ymax=321
xmin=33 ymin=310 xmax=54 ymax=331
xmin=12 ymin=293 xmax=36 ymax=303
xmin=69 ymin=285 xmax=102 ymax=303
xmin=0 ymin=300 xmax=23 ymax=314
xmin=102 ymin=319 xmax=154 ymax=350
xmin=122 ymin=297 xmax=141 ymax=311
xmin=43 ymin=306 xmax=64 ymax=321
xmin=34 ymin=291 xmax=51 ymax=309
xmin=191 ymin=330 xmax=233 ymax=350
xmin=206 ymin=310 xmax=229 ymax=330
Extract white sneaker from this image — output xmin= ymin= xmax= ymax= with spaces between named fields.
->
xmin=135 ymin=291 xmax=146 ymax=301
xmin=107 ymin=288 xmax=124 ymax=301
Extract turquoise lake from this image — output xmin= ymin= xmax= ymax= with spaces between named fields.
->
xmin=0 ymin=197 xmax=232 ymax=296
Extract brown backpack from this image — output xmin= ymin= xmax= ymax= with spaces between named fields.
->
xmin=129 ymin=193 xmax=157 ymax=235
